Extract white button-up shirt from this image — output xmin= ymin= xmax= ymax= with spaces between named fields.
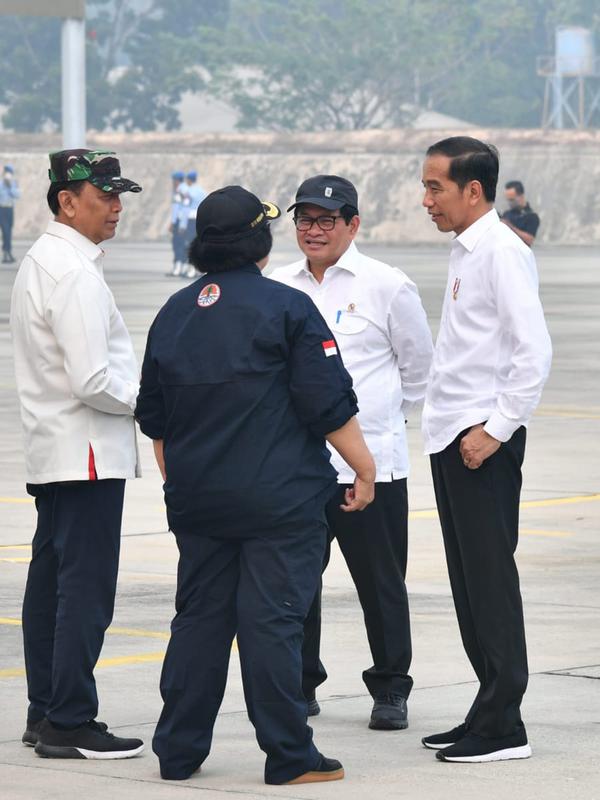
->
xmin=10 ymin=221 xmax=140 ymax=483
xmin=271 ymin=242 xmax=433 ymax=483
xmin=422 ymin=209 xmax=552 ymax=455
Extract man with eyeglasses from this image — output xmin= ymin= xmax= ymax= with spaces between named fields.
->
xmin=271 ymin=175 xmax=433 ymax=731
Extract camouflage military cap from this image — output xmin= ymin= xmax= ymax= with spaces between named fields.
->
xmin=48 ymin=149 xmax=142 ymax=194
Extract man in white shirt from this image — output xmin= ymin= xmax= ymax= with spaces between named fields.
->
xmin=420 ymin=137 xmax=552 ymax=763
xmin=271 ymin=175 xmax=433 ymax=730
xmin=10 ymin=149 xmax=145 ymax=761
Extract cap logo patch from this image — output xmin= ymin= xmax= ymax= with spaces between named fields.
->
xmin=197 ymin=283 xmax=221 ymax=308
xmin=322 ymin=339 xmax=338 ymax=357
xmin=325 ymin=187 xmax=333 ymax=198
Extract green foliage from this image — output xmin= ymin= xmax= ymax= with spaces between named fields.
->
xmin=0 ymin=0 xmax=229 ymax=132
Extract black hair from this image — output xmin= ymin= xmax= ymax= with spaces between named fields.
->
xmin=339 ymin=204 xmax=359 ymax=223
xmin=426 ymin=137 xmax=499 ymax=202
xmin=188 ymin=225 xmax=273 ymax=273
xmin=47 ymin=180 xmax=86 ymax=215
xmin=505 ymin=180 xmax=525 ymax=196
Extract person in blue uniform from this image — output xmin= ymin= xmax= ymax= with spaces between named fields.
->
xmin=0 ymin=164 xmax=20 ymax=263
xmin=135 ymin=185 xmax=376 ymax=785
xmin=166 ymin=170 xmax=187 ymax=277
xmin=181 ymin=170 xmax=207 ymax=277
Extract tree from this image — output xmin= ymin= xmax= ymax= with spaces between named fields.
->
xmin=0 ymin=0 xmax=230 ymax=132
xmin=207 ymin=0 xmax=600 ymax=130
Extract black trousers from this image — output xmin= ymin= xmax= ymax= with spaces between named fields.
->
xmin=22 ymin=480 xmax=125 ymax=728
xmin=430 ymin=426 xmax=528 ymax=738
xmin=302 ymin=480 xmax=413 ymax=700
xmin=153 ymin=522 xmax=327 ymax=784
xmin=0 ymin=206 xmax=13 ymax=254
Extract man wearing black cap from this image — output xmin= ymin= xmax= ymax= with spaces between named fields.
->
xmin=10 ymin=149 xmax=145 ymax=760
xmin=136 ymin=185 xmax=377 ymax=784
xmin=271 ymin=175 xmax=433 ymax=730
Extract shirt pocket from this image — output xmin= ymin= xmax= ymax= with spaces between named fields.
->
xmin=330 ymin=315 xmax=369 ymax=355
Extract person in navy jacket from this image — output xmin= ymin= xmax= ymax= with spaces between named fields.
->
xmin=135 ymin=185 xmax=375 ymax=785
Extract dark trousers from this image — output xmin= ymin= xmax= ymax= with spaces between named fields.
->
xmin=22 ymin=480 xmax=125 ymax=728
xmin=430 ymin=427 xmax=528 ymax=738
xmin=153 ymin=522 xmax=327 ymax=784
xmin=0 ymin=206 xmax=13 ymax=254
xmin=171 ymin=227 xmax=187 ymax=263
xmin=302 ymin=480 xmax=413 ymax=700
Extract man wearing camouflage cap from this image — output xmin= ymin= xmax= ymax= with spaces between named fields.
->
xmin=10 ymin=149 xmax=145 ymax=760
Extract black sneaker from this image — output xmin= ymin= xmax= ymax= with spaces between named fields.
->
xmin=34 ymin=719 xmax=144 ymax=760
xmin=23 ymin=718 xmax=109 ymax=747
xmin=436 ymin=729 xmax=532 ymax=763
xmin=422 ymin=722 xmax=468 ymax=750
xmin=306 ymin=694 xmax=321 ymax=717
xmin=283 ymin=756 xmax=344 ymax=784
xmin=369 ymin=693 xmax=408 ymax=730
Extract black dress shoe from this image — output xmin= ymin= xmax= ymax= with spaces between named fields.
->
xmin=369 ymin=692 xmax=408 ymax=730
xmin=22 ymin=719 xmax=45 ymax=747
xmin=436 ymin=728 xmax=532 ymax=763
xmin=283 ymin=756 xmax=344 ymax=784
xmin=422 ymin=722 xmax=468 ymax=749
xmin=306 ymin=696 xmax=321 ymax=716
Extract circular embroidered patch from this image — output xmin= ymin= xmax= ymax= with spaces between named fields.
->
xmin=197 ymin=283 xmax=221 ymax=307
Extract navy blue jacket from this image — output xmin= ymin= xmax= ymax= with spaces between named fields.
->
xmin=135 ymin=263 xmax=358 ymax=537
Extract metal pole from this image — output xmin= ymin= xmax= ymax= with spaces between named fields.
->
xmin=552 ymin=74 xmax=564 ymax=129
xmin=61 ymin=17 xmax=86 ymax=148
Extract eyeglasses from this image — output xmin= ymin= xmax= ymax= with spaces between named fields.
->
xmin=294 ymin=214 xmax=343 ymax=232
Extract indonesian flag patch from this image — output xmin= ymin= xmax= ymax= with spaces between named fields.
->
xmin=322 ymin=339 xmax=338 ymax=357
xmin=197 ymin=283 xmax=221 ymax=307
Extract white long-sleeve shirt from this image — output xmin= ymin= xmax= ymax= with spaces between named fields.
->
xmin=422 ymin=209 xmax=552 ymax=455
xmin=271 ymin=242 xmax=433 ymax=482
xmin=10 ymin=221 xmax=140 ymax=483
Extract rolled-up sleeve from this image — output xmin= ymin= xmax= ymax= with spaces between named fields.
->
xmin=135 ymin=321 xmax=167 ymax=440
xmin=287 ymin=297 xmax=358 ymax=438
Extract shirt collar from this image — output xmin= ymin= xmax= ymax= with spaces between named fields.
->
xmin=454 ymin=208 xmax=499 ymax=253
xmin=292 ymin=241 xmax=361 ymax=278
xmin=46 ymin=220 xmax=104 ymax=262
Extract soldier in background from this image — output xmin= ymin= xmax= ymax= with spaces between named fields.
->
xmin=181 ymin=171 xmax=207 ymax=278
xmin=0 ymin=164 xmax=20 ymax=264
xmin=166 ymin=170 xmax=188 ymax=277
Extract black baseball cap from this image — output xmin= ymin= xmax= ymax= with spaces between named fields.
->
xmin=287 ymin=174 xmax=359 ymax=213
xmin=196 ymin=185 xmax=281 ymax=243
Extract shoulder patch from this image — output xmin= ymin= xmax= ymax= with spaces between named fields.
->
xmin=197 ymin=283 xmax=221 ymax=308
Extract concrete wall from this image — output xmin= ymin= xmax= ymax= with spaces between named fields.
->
xmin=1 ymin=128 xmax=599 ymax=245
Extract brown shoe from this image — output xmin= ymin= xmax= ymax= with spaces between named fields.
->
xmin=285 ymin=756 xmax=344 ymax=784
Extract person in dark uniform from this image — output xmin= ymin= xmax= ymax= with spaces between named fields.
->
xmin=166 ymin=170 xmax=187 ymax=277
xmin=501 ymin=181 xmax=540 ymax=247
xmin=135 ymin=185 xmax=376 ymax=785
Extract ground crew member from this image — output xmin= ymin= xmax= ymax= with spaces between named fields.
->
xmin=10 ymin=149 xmax=145 ymax=760
xmin=0 ymin=164 xmax=20 ymax=263
xmin=166 ymin=170 xmax=187 ymax=276
xmin=501 ymin=180 xmax=540 ymax=247
xmin=181 ymin=170 xmax=207 ymax=277
xmin=135 ymin=185 xmax=376 ymax=785
xmin=272 ymin=175 xmax=433 ymax=731
xmin=421 ymin=136 xmax=552 ymax=763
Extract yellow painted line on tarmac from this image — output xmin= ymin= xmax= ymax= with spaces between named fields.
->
xmin=0 ymin=557 xmax=30 ymax=563
xmin=0 ymin=667 xmax=26 ymax=679
xmin=0 ymin=497 xmax=33 ymax=504
xmin=0 ymin=617 xmax=22 ymax=626
xmin=96 ymin=651 xmax=166 ymax=669
xmin=409 ymin=509 xmax=438 ymax=520
xmin=0 ymin=545 xmax=30 ymax=550
xmin=520 ymin=528 xmax=574 ymax=538
xmin=520 ymin=494 xmax=600 ymax=509
xmin=535 ymin=410 xmax=600 ymax=420
xmin=107 ymin=626 xmax=170 ymax=640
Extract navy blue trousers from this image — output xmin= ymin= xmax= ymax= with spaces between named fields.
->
xmin=302 ymin=479 xmax=413 ymax=700
xmin=171 ymin=228 xmax=187 ymax=263
xmin=430 ymin=427 xmax=528 ymax=738
xmin=22 ymin=480 xmax=125 ymax=727
xmin=0 ymin=206 xmax=13 ymax=254
xmin=153 ymin=523 xmax=327 ymax=784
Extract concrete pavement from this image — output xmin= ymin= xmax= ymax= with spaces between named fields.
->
xmin=0 ymin=238 xmax=598 ymax=799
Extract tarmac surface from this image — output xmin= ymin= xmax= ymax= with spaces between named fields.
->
xmin=0 ymin=236 xmax=599 ymax=800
